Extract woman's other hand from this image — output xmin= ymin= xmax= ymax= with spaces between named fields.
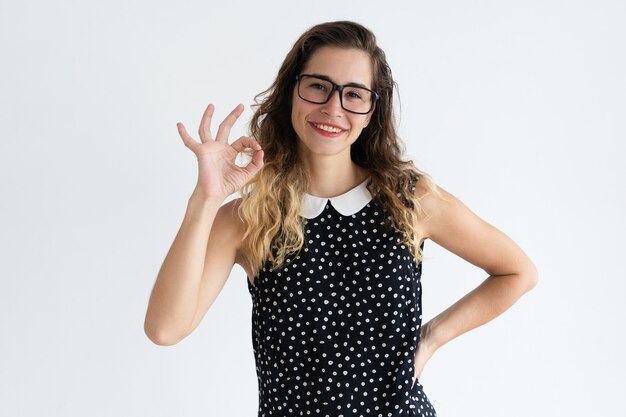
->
xmin=412 ymin=321 xmax=437 ymax=388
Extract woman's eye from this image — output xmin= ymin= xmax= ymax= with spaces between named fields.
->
xmin=310 ymin=83 xmax=326 ymax=91
xmin=346 ymin=91 xmax=363 ymax=100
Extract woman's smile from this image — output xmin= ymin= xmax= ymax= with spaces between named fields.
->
xmin=308 ymin=121 xmax=347 ymax=137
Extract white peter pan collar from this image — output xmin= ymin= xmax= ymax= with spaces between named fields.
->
xmin=301 ymin=177 xmax=373 ymax=219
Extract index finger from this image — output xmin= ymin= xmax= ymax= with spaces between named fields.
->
xmin=215 ymin=103 xmax=245 ymax=142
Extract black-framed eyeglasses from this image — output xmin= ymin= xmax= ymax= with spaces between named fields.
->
xmin=295 ymin=74 xmax=379 ymax=115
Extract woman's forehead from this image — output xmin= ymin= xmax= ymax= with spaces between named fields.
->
xmin=301 ymin=46 xmax=373 ymax=87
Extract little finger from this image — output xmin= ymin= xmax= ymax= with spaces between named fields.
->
xmin=176 ymin=122 xmax=199 ymax=151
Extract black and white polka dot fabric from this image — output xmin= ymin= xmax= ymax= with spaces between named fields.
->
xmin=247 ymin=177 xmax=437 ymax=416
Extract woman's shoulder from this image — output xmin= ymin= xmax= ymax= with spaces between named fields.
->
xmin=216 ymin=197 xmax=257 ymax=277
xmin=207 ymin=198 xmax=246 ymax=251
xmin=217 ymin=197 xmax=246 ymax=231
xmin=411 ymin=175 xmax=461 ymax=239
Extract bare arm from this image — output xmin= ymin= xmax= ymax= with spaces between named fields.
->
xmin=412 ymin=183 xmax=538 ymax=381
xmin=144 ymin=103 xmax=263 ymax=346
xmin=144 ymin=193 xmax=236 ymax=346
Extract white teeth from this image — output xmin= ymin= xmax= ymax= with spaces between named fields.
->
xmin=313 ymin=123 xmax=343 ymax=133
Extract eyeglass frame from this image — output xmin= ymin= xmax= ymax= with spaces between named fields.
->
xmin=295 ymin=74 xmax=380 ymax=115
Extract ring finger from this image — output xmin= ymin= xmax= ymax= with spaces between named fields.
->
xmin=198 ymin=103 xmax=215 ymax=143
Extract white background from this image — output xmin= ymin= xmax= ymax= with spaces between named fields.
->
xmin=1 ymin=1 xmax=624 ymax=416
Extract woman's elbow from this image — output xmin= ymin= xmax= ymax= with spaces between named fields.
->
xmin=144 ymin=321 xmax=186 ymax=346
xmin=522 ymin=262 xmax=539 ymax=292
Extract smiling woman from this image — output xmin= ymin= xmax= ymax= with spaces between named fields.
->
xmin=290 ymin=46 xmax=375 ymax=160
xmin=144 ymin=20 xmax=538 ymax=417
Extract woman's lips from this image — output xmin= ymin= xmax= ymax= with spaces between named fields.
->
xmin=309 ymin=122 xmax=347 ymax=137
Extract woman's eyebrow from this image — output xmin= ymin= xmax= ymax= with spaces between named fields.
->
xmin=308 ymin=73 xmax=370 ymax=89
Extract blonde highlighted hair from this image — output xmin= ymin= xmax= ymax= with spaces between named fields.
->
xmin=237 ymin=21 xmax=442 ymax=282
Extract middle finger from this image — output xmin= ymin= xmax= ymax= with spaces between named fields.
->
xmin=215 ymin=103 xmax=245 ymax=142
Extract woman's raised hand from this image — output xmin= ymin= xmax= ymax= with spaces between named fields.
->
xmin=176 ymin=103 xmax=264 ymax=202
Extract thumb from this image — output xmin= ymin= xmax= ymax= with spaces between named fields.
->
xmin=243 ymin=149 xmax=264 ymax=175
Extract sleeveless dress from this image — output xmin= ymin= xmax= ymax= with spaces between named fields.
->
xmin=246 ymin=177 xmax=437 ymax=416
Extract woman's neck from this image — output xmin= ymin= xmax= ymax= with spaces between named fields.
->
xmin=302 ymin=158 xmax=369 ymax=198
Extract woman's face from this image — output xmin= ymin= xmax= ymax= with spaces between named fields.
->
xmin=291 ymin=46 xmax=375 ymax=160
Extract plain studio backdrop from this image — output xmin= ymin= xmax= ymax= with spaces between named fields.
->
xmin=1 ymin=1 xmax=624 ymax=416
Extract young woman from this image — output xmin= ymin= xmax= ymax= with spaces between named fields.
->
xmin=144 ymin=21 xmax=538 ymax=417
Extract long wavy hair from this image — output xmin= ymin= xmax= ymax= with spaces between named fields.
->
xmin=238 ymin=21 xmax=442 ymax=281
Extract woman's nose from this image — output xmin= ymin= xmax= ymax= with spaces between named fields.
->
xmin=320 ymin=90 xmax=344 ymax=115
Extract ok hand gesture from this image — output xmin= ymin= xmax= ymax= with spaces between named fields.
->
xmin=176 ymin=103 xmax=264 ymax=202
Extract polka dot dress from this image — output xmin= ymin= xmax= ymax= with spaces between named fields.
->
xmin=247 ymin=177 xmax=437 ymax=416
